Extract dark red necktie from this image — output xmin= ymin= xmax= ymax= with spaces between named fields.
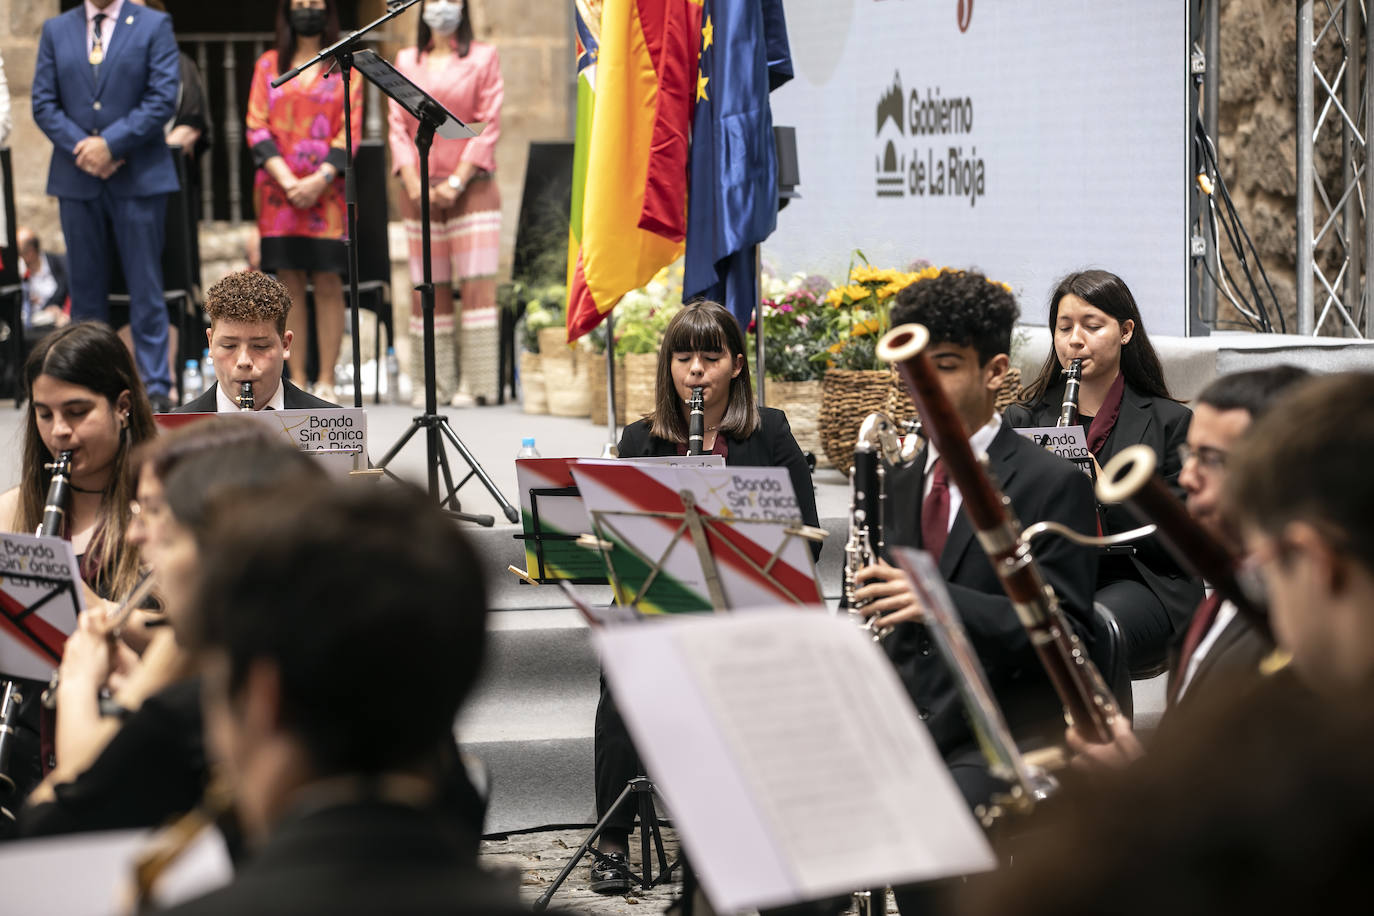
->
xmin=1178 ymin=593 xmax=1224 ymax=671
xmin=921 ymin=458 xmax=950 ymax=560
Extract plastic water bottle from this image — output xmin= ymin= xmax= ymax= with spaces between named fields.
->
xmin=201 ymin=348 xmax=215 ymax=389
xmin=181 ymin=359 xmax=203 ymax=405
xmin=517 ymin=437 xmax=540 ymax=458
xmin=385 ymin=346 xmax=401 ymax=404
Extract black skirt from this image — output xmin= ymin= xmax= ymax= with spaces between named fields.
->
xmin=260 ymin=236 xmax=347 ymax=275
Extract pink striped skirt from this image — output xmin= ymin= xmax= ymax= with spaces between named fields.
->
xmin=401 ymin=173 xmax=501 ymax=286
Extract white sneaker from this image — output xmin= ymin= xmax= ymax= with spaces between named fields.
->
xmin=311 ymin=382 xmax=338 ymax=403
xmin=449 ymin=391 xmax=476 ymax=408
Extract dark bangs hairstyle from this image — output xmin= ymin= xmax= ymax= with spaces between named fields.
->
xmin=1021 ymin=270 xmax=1172 ymax=406
xmin=416 ymin=0 xmax=475 ymax=57
xmin=20 ymin=323 xmax=157 ymax=599
xmin=889 ymin=267 xmax=1019 ymax=364
xmin=650 ymin=300 xmax=759 ymax=442
xmin=274 ymin=0 xmax=341 ymax=72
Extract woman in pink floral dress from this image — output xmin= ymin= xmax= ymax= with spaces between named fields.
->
xmin=388 ymin=0 xmax=503 ymax=406
xmin=247 ymin=0 xmax=361 ymax=401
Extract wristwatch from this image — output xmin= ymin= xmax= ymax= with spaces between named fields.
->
xmin=447 ymin=174 xmax=464 ymax=193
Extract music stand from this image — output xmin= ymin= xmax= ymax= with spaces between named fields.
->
xmin=271 ymin=0 xmax=425 ymax=407
xmin=349 ymin=50 xmax=518 ymax=525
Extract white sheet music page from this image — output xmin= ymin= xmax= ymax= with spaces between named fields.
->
xmin=596 ymin=609 xmax=994 ymax=912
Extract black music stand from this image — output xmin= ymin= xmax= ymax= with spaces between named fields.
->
xmin=270 ymin=0 xmax=423 ymax=408
xmin=350 ymin=50 xmax=518 ymax=525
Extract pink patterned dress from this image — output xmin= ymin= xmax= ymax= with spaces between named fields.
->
xmin=246 ymin=51 xmax=362 ymax=273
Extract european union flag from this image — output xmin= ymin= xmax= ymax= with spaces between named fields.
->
xmin=682 ymin=0 xmax=793 ymax=331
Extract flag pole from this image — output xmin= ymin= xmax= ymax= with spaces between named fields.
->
xmin=602 ymin=310 xmax=619 ymax=457
xmin=754 ymin=246 xmax=765 ymax=408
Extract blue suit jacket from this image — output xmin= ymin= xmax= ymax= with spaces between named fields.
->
xmin=32 ymin=4 xmax=180 ymax=200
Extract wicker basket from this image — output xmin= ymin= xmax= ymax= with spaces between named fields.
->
xmin=820 ymin=369 xmax=894 ymax=474
xmin=622 ymin=351 xmax=659 ymax=423
xmin=768 ymin=380 xmax=826 ymax=468
xmin=881 ymin=366 xmax=1024 ymax=428
xmin=538 ymin=327 xmax=592 ymax=417
xmin=520 ymin=351 xmax=547 ymax=414
xmin=589 ymin=356 xmax=628 ymax=426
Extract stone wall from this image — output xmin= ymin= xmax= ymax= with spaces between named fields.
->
xmin=5 ymin=0 xmax=573 ymax=280
xmin=3 ymin=0 xmax=62 ymax=247
xmin=1217 ymin=0 xmax=1356 ymax=335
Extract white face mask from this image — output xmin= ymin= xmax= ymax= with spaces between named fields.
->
xmin=422 ymin=0 xmax=463 ymax=37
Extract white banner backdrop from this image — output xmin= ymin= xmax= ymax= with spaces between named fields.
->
xmin=766 ymin=1 xmax=1190 ymax=335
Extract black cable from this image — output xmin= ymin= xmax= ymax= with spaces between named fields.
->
xmin=1196 ymin=119 xmax=1286 ymax=332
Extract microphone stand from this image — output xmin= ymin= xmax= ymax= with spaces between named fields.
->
xmin=271 ymin=0 xmax=422 ymax=408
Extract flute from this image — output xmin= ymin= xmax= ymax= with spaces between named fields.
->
xmin=37 ymin=450 xmax=74 ymax=537
xmin=1097 ymin=445 xmax=1269 ymax=638
xmin=686 ymin=386 xmax=705 ymax=456
xmin=237 ymin=381 xmax=255 ymax=411
xmin=1058 ymin=358 xmax=1083 ymax=428
xmin=877 ymin=324 xmax=1119 ymax=744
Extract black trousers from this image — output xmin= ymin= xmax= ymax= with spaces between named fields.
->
xmin=593 ymin=675 xmax=644 ymax=836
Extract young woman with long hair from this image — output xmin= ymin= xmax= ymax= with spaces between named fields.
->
xmin=590 ymin=300 xmax=820 ymax=893
xmin=1007 ymin=269 xmax=1201 ymax=673
xmin=1 ymin=322 xmax=157 ymax=602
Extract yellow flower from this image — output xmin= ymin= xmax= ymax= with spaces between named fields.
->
xmin=850 ymin=317 xmax=883 ymax=337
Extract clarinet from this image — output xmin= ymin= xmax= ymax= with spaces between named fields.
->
xmin=1097 ymin=445 xmax=1270 ymax=638
xmin=877 ymin=324 xmax=1120 ymax=744
xmin=237 ymin=381 xmax=255 ymax=411
xmin=0 ymin=680 xmax=21 ymax=802
xmin=686 ymin=386 xmax=705 ymax=456
xmin=842 ymin=413 xmax=920 ymax=640
xmin=37 ymin=450 xmax=74 ymax=538
xmin=1058 ymin=358 xmax=1083 ymax=428
xmin=2 ymin=450 xmax=77 ymax=800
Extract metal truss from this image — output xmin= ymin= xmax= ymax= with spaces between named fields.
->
xmin=1297 ymin=0 xmax=1372 ymax=337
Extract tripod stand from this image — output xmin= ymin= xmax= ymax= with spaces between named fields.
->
xmin=533 ymin=776 xmax=678 ymax=912
xmin=348 ymin=52 xmax=519 ymax=525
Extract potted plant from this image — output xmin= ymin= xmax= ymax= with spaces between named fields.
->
xmin=613 ymin=263 xmax=684 ymax=421
xmin=817 ymin=260 xmax=937 ymax=473
xmin=517 ymin=290 xmax=564 ymax=414
xmin=750 ymin=271 xmax=831 ymax=464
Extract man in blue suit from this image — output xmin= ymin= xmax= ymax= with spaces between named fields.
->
xmin=31 ymin=0 xmax=181 ymax=408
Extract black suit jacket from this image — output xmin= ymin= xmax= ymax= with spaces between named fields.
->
xmin=1166 ymin=602 xmax=1272 ymax=709
xmin=1005 ymin=383 xmax=1203 ymax=631
xmin=162 ymin=801 xmax=540 ymax=916
xmin=883 ymin=421 xmax=1099 ymax=758
xmin=617 ymin=406 xmax=821 ymax=536
xmin=173 ymin=378 xmax=339 ymax=413
xmin=38 ymin=252 xmax=68 ymax=310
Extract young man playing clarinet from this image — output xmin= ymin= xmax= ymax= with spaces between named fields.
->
xmin=175 ymin=271 xmax=337 ymax=413
xmin=851 ymin=269 xmax=1099 ymax=806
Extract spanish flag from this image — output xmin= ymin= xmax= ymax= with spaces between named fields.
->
xmin=566 ymin=0 xmax=703 ymax=342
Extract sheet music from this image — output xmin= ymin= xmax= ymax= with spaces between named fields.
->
xmin=0 ymin=826 xmax=232 ymax=914
xmin=597 ymin=610 xmax=994 ymax=912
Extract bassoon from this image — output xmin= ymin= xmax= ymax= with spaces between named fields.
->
xmin=876 ymin=324 xmax=1118 ymax=744
xmin=1096 ymin=445 xmax=1269 ymax=638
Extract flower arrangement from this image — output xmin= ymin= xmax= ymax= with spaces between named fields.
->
xmin=749 ymin=271 xmax=832 ymax=381
xmin=518 ymin=284 xmax=566 ymax=354
xmin=605 ymin=261 xmax=684 ymax=357
xmin=819 ymin=260 xmax=940 ymax=371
